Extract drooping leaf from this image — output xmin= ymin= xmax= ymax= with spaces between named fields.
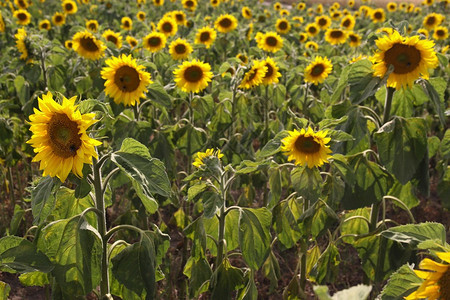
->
xmin=273 ymin=197 xmax=303 ymax=248
xmin=380 ymin=264 xmax=422 ymax=300
xmin=210 ymin=258 xmax=244 ymax=300
xmin=31 ymin=176 xmax=61 ymax=225
xmin=309 ymin=244 xmax=340 ymax=284
xmin=19 ymin=271 xmax=49 ymax=287
xmin=291 ymin=166 xmax=322 ymax=203
xmin=381 ymin=222 xmax=446 ymax=247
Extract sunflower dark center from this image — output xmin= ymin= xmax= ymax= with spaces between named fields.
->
xmin=80 ymin=37 xmax=99 ymax=52
xmin=426 ymin=16 xmax=436 ymax=25
xmin=18 ymin=13 xmax=27 ymax=21
xmin=42 ymin=22 xmax=49 ymax=29
xmin=258 ymin=16 xmax=266 ymax=22
xmin=114 ymin=66 xmax=140 ymax=92
xmin=279 ymin=21 xmax=288 ymax=30
xmin=48 ymin=113 xmax=81 ymax=158
xmin=374 ymin=12 xmax=382 ymax=19
xmin=299 ymin=34 xmax=306 ymax=42
xmin=330 ymin=30 xmax=343 ymax=38
xmin=107 ymin=35 xmax=118 ymax=44
xmin=266 ymin=36 xmax=278 ymax=47
xmin=350 ymin=34 xmax=358 ymax=42
xmin=264 ymin=63 xmax=273 ymax=78
xmin=385 ymin=43 xmax=421 ymax=74
xmin=295 ymin=136 xmax=320 ymax=154
xmin=342 ymin=19 xmax=351 ymax=27
xmin=65 ymin=3 xmax=73 ymax=11
xmin=219 ymin=18 xmax=232 ymax=28
xmin=247 ymin=68 xmax=258 ymax=82
xmin=174 ymin=43 xmax=187 ymax=54
xmin=148 ymin=37 xmax=161 ymax=47
xmin=311 ymin=64 xmax=325 ymax=76
xmin=436 ymin=29 xmax=445 ymax=36
xmin=185 ymin=0 xmax=194 ymax=7
xmin=89 ymin=23 xmax=96 ymax=30
xmin=176 ymin=14 xmax=184 ymax=22
xmin=244 ymin=9 xmax=251 ymax=16
xmin=184 ymin=66 xmax=203 ymax=82
xmin=389 ymin=4 xmax=395 ymax=9
xmin=162 ymin=22 xmax=173 ymax=33
xmin=18 ymin=0 xmax=26 ymax=7
xmin=200 ymin=32 xmax=210 ymax=42
xmin=439 ymin=269 xmax=450 ymax=300
xmin=318 ymin=18 xmax=327 ymax=26
xmin=308 ymin=26 xmax=317 ymax=34
xmin=67 ymin=41 xmax=73 ymax=48
xmin=124 ymin=21 xmax=130 ymax=28
xmin=55 ymin=15 xmax=63 ymax=22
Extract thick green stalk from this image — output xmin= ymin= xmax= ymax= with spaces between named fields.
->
xmin=382 ymin=87 xmax=395 ymax=124
xmin=93 ymin=158 xmax=110 ymax=298
xmin=215 ymin=175 xmax=227 ymax=270
xmin=299 ymin=197 xmax=310 ymax=292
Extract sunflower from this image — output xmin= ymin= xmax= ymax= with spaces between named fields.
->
xmin=274 ymin=2 xmax=281 ymax=10
xmin=172 ymin=10 xmax=187 ymax=26
xmin=405 ymin=251 xmax=450 ymax=300
xmin=15 ymin=28 xmax=29 ymax=60
xmin=52 ymin=12 xmax=65 ymax=26
xmin=153 ymin=0 xmax=164 ymax=6
xmin=238 ymin=60 xmax=267 ymax=89
xmin=0 ymin=12 xmax=5 ymax=33
xmin=102 ymin=29 xmax=123 ymax=48
xmin=325 ymin=28 xmax=348 ymax=45
xmin=192 ymin=149 xmax=223 ymax=168
xmin=406 ymin=4 xmax=415 ymax=13
xmin=65 ymin=40 xmax=73 ymax=49
xmin=359 ymin=5 xmax=371 ymax=17
xmin=305 ymin=41 xmax=319 ymax=51
xmin=236 ymin=53 xmax=248 ymax=65
xmin=422 ymin=0 xmax=434 ymax=5
xmin=72 ymin=31 xmax=106 ymax=60
xmin=86 ymin=20 xmax=99 ymax=32
xmin=182 ymin=0 xmax=197 ymax=11
xmin=349 ymin=54 xmax=367 ymax=63
xmin=341 ymin=15 xmax=355 ymax=30
xmin=281 ymin=128 xmax=332 ymax=168
xmin=348 ymin=0 xmax=355 ymax=7
xmin=417 ymin=28 xmax=429 ymax=38
xmin=257 ymin=32 xmax=283 ymax=53
xmin=242 ymin=6 xmax=252 ymax=19
xmin=316 ymin=3 xmax=324 ymax=13
xmin=215 ymin=14 xmax=238 ymax=33
xmin=433 ymin=26 xmax=449 ymax=40
xmin=261 ymin=57 xmax=281 ymax=85
xmin=386 ymin=2 xmax=397 ymax=12
xmin=372 ymin=30 xmax=439 ymax=89
xmin=143 ymin=32 xmax=166 ymax=52
xmin=101 ymin=54 xmax=152 ymax=106
xmin=299 ymin=33 xmax=308 ymax=43
xmin=330 ymin=11 xmax=342 ymax=21
xmin=304 ymin=56 xmax=333 ymax=85
xmin=423 ymin=13 xmax=444 ymax=30
xmin=27 ymin=92 xmax=101 ymax=182
xmin=195 ymin=27 xmax=216 ymax=48
xmin=126 ymin=36 xmax=138 ymax=48
xmin=157 ymin=16 xmax=178 ymax=37
xmin=121 ymin=17 xmax=132 ymax=30
xmin=136 ymin=11 xmax=146 ymax=22
xmin=306 ymin=23 xmax=320 ymax=37
xmin=169 ymin=38 xmax=193 ymax=60
xmin=292 ymin=16 xmax=304 ymax=27
xmin=275 ymin=18 xmax=291 ymax=34
xmin=315 ymin=15 xmax=331 ymax=30
xmin=14 ymin=0 xmax=29 ymax=9
xmin=62 ymin=0 xmax=77 ymax=15
xmin=371 ymin=8 xmax=386 ymax=23
xmin=13 ymin=9 xmax=31 ymax=26
xmin=173 ymin=59 xmax=213 ymax=93
xmin=39 ymin=20 xmax=51 ymax=31
xmin=210 ymin=0 xmax=219 ymax=7
xmin=348 ymin=32 xmax=362 ymax=47
xmin=297 ymin=2 xmax=306 ymax=10
xmin=246 ymin=22 xmax=254 ymax=40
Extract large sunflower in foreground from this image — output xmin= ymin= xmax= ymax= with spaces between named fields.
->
xmin=72 ymin=31 xmax=106 ymax=60
xmin=173 ymin=59 xmax=213 ymax=93
xmin=215 ymin=14 xmax=238 ymax=33
xmin=101 ymin=54 xmax=152 ymax=106
xmin=423 ymin=13 xmax=444 ymax=30
xmin=143 ymin=32 xmax=167 ymax=52
xmin=372 ymin=30 xmax=438 ymax=89
xmin=281 ymin=127 xmax=332 ymax=168
xmin=239 ymin=60 xmax=267 ymax=89
xmin=257 ymin=32 xmax=283 ymax=53
xmin=405 ymin=251 xmax=450 ymax=300
xmin=433 ymin=26 xmax=449 ymax=41
xmin=13 ymin=9 xmax=31 ymax=25
xmin=304 ymin=56 xmax=333 ymax=85
xmin=169 ymin=38 xmax=193 ymax=60
xmin=27 ymin=92 xmax=101 ymax=182
xmin=195 ymin=27 xmax=217 ymax=48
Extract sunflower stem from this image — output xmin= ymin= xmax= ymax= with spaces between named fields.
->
xmin=92 ymin=157 xmax=110 ymax=298
xmin=302 ymin=83 xmax=310 ymax=117
xmin=40 ymin=49 xmax=48 ymax=91
xmin=299 ymin=196 xmax=310 ymax=293
xmin=215 ymin=172 xmax=227 ymax=270
xmin=382 ymin=87 xmax=395 ymax=124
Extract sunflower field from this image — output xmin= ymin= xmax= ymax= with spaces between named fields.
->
xmin=0 ymin=0 xmax=449 ymax=298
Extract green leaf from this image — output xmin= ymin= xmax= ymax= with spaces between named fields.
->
xmin=313 ymin=285 xmax=332 ymax=300
xmin=387 ymin=181 xmax=419 ymax=209
xmin=111 ymin=152 xmax=170 ymax=198
xmin=111 ymin=232 xmax=156 ymax=299
xmin=268 ymin=168 xmax=282 ymax=207
xmin=420 ymin=79 xmax=446 ymax=125
xmin=14 ymin=75 xmax=29 ymax=105
xmin=0 ymin=236 xmax=53 ymax=273
xmin=119 ymin=138 xmax=152 ymax=159
xmin=31 ymin=176 xmax=61 ymax=225
xmin=273 ymin=197 xmax=303 ymax=248
xmin=340 ymin=208 xmax=371 ymax=244
xmin=51 ymin=187 xmax=95 ymax=224
xmin=147 ymin=82 xmax=172 ymax=108
xmin=310 ymin=244 xmax=340 ymax=284
xmin=210 ymin=258 xmax=244 ymax=300
xmin=262 ymin=251 xmax=281 ymax=293
xmin=37 ymin=216 xmax=102 ymax=296
xmin=202 ymin=191 xmax=222 ymax=219
xmin=237 ymin=271 xmax=258 ymax=300
xmin=347 ymin=59 xmax=387 ymax=104
xmin=381 ymin=222 xmax=446 ymax=246
xmin=74 ymin=177 xmax=92 ymax=199
xmin=291 ymin=166 xmax=322 ymax=202
xmin=438 ymin=166 xmax=450 ymax=209
xmin=380 ymin=264 xmax=422 ymax=300
xmin=256 ymin=131 xmax=289 ymax=159
xmin=184 ymin=217 xmax=207 ymax=259
xmin=441 ymin=129 xmax=450 ymax=160
xmin=224 ymin=209 xmax=240 ymax=252
xmin=427 ymin=136 xmax=441 ymax=159
xmin=235 ymin=160 xmax=270 ymax=174
xmin=19 ymin=271 xmax=49 ymax=287
xmin=239 ymin=208 xmax=272 ymax=270
xmin=9 ymin=204 xmax=25 ymax=236
xmin=0 ymin=281 xmax=10 ymax=300
xmin=74 ymin=76 xmax=93 ymax=95
xmin=188 ymin=182 xmax=208 ymax=202
xmin=183 ymin=257 xmax=212 ymax=298
xmin=132 ymin=180 xmax=158 ymax=214
xmin=374 ymin=117 xmax=427 ymax=184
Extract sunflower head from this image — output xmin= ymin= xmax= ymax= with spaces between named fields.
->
xmin=281 ymin=128 xmax=332 ymax=168
xmin=137 ymin=11 xmax=146 ymax=21
xmin=174 ymin=59 xmax=213 ymax=93
xmin=325 ymin=28 xmax=348 ymax=45
xmin=62 ymin=0 xmax=77 ymax=15
xmin=101 ymin=54 xmax=152 ymax=106
xmin=121 ymin=17 xmax=133 ymax=30
xmin=371 ymin=8 xmax=386 ymax=23
xmin=143 ymin=32 xmax=167 ymax=52
xmin=172 ymin=11 xmax=187 ymax=26
xmin=126 ymin=36 xmax=138 ymax=48
xmin=14 ymin=0 xmax=29 ymax=9
xmin=239 ymin=60 xmax=268 ymax=89
xmin=372 ymin=30 xmax=439 ymax=89
xmin=433 ymin=26 xmax=449 ymax=40
xmin=182 ymin=0 xmax=197 ymax=11
xmin=102 ymin=29 xmax=123 ymax=48
xmin=153 ymin=0 xmax=164 ymax=6
xmin=169 ymin=38 xmax=193 ymax=60
xmin=15 ymin=28 xmax=31 ymax=60
xmin=348 ymin=32 xmax=362 ymax=47
xmin=39 ymin=20 xmax=51 ymax=31
xmin=304 ymin=56 xmax=333 ymax=85
xmin=157 ymin=16 xmax=178 ymax=37
xmin=315 ymin=15 xmax=331 ymax=29
xmin=276 ymin=18 xmax=291 ymax=34
xmin=261 ymin=57 xmax=281 ymax=85
xmin=341 ymin=15 xmax=355 ymax=30
xmin=257 ymin=31 xmax=283 ymax=53
xmin=215 ymin=14 xmax=238 ymax=33
xmin=195 ymin=27 xmax=217 ymax=48
xmin=86 ymin=20 xmax=99 ymax=32
xmin=13 ymin=9 xmax=31 ymax=25
xmin=192 ymin=149 xmax=224 ymax=168
xmin=65 ymin=40 xmax=73 ymax=49
xmin=27 ymin=92 xmax=101 ymax=182
xmin=242 ymin=6 xmax=252 ymax=19
xmin=72 ymin=31 xmax=106 ymax=60
xmin=52 ymin=12 xmax=65 ymax=26
xmin=306 ymin=23 xmax=320 ymax=37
